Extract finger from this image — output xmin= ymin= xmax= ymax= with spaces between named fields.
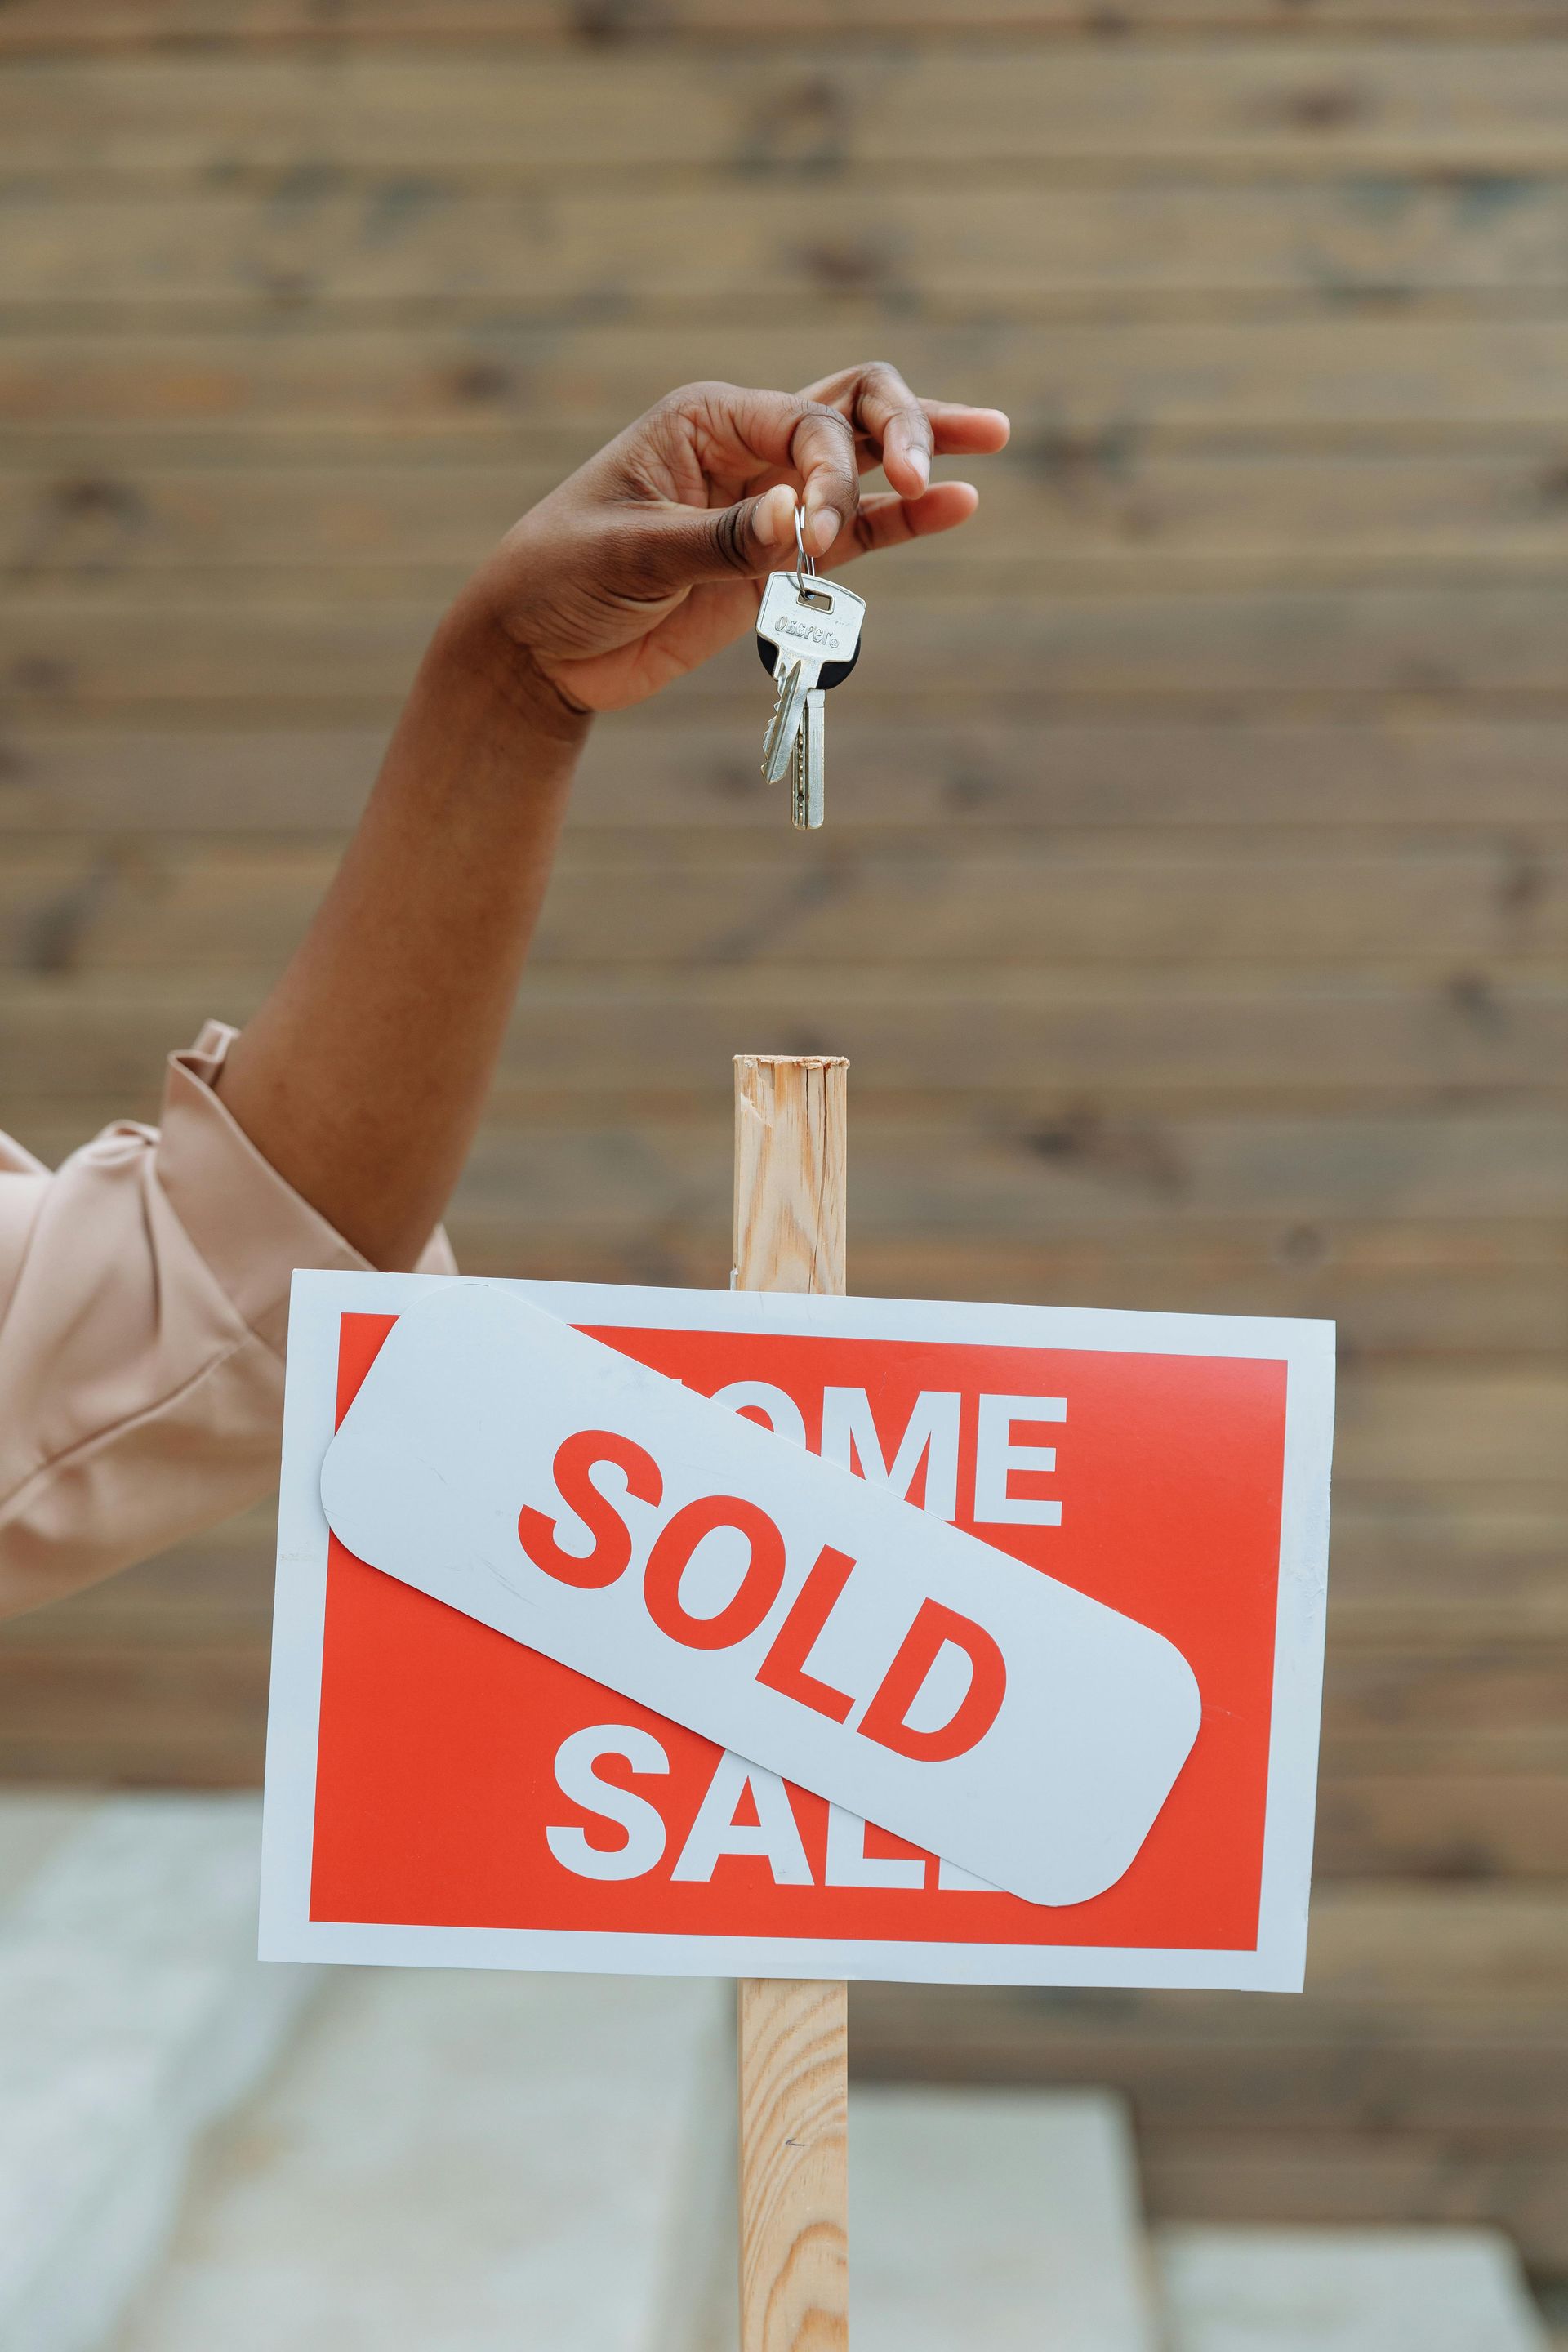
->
xmin=850 ymin=402 xmax=1010 ymax=471
xmin=924 ymin=399 xmax=1011 ymax=456
xmin=785 ymin=402 xmax=862 ymax=555
xmin=599 ymin=478 xmax=799 ymax=600
xmin=800 ymin=360 xmax=933 ymax=501
xmin=844 ymin=408 xmax=1010 ymax=478
xmin=653 ymin=390 xmax=860 ymax=568
xmin=820 ymin=480 xmax=980 ymax=568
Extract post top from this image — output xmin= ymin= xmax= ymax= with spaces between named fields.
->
xmin=733 ymin=1054 xmax=850 ymax=1070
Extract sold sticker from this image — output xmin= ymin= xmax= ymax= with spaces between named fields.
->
xmin=261 ymin=1275 xmax=1334 ymax=1991
xmin=318 ymin=1283 xmax=1200 ymax=1907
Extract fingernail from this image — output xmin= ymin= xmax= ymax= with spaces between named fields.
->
xmin=755 ymin=490 xmax=783 ymax=546
xmin=812 ymin=506 xmax=840 ymax=553
xmin=910 ymin=447 xmax=930 ymax=491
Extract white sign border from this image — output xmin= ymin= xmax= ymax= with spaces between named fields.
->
xmin=261 ymin=1272 xmax=1334 ymax=1993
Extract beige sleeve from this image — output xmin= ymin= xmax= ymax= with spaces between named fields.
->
xmin=0 ymin=1021 xmax=456 ymax=1620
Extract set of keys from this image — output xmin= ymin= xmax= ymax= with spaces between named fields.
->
xmin=755 ymin=506 xmax=866 ymax=830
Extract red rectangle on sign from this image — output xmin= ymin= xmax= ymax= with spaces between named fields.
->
xmin=306 ymin=1309 xmax=1288 ymax=1956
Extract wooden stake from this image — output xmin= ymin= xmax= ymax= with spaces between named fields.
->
xmin=733 ymin=1054 xmax=850 ymax=2352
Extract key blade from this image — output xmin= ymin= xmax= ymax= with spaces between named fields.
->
xmin=762 ymin=656 xmax=808 ymax=784
xmin=793 ymin=688 xmax=826 ymax=831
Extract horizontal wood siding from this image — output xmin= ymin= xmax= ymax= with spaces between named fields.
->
xmin=1 ymin=0 xmax=1563 ymax=2270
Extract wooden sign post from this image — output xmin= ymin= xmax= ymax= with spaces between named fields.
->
xmin=733 ymin=1053 xmax=851 ymax=2352
xmin=261 ymin=1058 xmax=1334 ymax=2351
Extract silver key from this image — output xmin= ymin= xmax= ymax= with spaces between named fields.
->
xmin=755 ymin=537 xmax=865 ymax=785
xmin=756 ymin=574 xmax=862 ymax=785
xmin=792 ymin=687 xmax=825 ymax=830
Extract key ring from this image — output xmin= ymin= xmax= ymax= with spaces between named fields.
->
xmin=793 ymin=500 xmax=817 ymax=596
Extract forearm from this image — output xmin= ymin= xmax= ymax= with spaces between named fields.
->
xmin=215 ymin=368 xmax=1004 ymax=1275
xmin=217 ymin=604 xmax=588 ymax=1271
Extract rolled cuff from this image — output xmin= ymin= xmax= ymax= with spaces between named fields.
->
xmin=0 ymin=1020 xmax=455 ymax=1616
xmin=156 ymin=1020 xmax=455 ymax=1354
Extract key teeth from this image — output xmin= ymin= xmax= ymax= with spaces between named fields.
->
xmin=794 ymin=688 xmax=825 ymax=829
xmin=760 ymin=680 xmax=787 ymax=779
xmin=760 ymin=695 xmax=782 ymax=779
xmin=761 ymin=657 xmax=808 ymax=786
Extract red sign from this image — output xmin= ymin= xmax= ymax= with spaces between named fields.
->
xmin=261 ymin=1278 xmax=1332 ymax=1991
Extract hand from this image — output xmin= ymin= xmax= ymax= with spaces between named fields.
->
xmin=452 ymin=362 xmax=1010 ymax=722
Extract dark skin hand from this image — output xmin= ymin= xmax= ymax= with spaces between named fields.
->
xmin=217 ymin=365 xmax=1009 ymax=1268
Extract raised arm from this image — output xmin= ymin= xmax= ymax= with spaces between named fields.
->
xmin=0 ymin=366 xmax=1006 ymax=1613
xmin=216 ymin=366 xmax=1009 ymax=1270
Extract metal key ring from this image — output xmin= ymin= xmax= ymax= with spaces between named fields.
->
xmin=793 ymin=500 xmax=816 ymax=595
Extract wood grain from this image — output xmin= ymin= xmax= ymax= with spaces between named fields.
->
xmin=11 ymin=48 xmax=1568 ymax=179
xmin=11 ymin=183 xmax=1568 ymax=312
xmin=733 ymin=1055 xmax=849 ymax=2352
xmin=18 ymin=450 xmax=1568 ymax=579
xmin=2 ymin=0 xmax=1565 ymax=2267
xmin=736 ymin=1976 xmax=851 ymax=2352
xmin=16 ymin=318 xmax=1568 ymax=439
xmin=20 ymin=320 xmax=1568 ymax=441
xmin=4 ymin=971 xmax=1563 ymax=1109
xmin=0 ymin=2 xmax=1562 ymax=56
xmin=1140 ymin=2134 xmax=1568 ymax=2273
xmin=7 ymin=717 xmax=1568 ymax=833
xmin=733 ymin=1056 xmax=848 ymax=1297
xmin=22 ymin=586 xmax=1568 ymax=705
xmin=0 ymin=840 xmax=1558 ymax=972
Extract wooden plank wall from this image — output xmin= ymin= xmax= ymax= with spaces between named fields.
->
xmin=1 ymin=0 xmax=1565 ymax=2271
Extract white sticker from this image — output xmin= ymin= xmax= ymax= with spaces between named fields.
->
xmin=318 ymin=1284 xmax=1201 ymax=1907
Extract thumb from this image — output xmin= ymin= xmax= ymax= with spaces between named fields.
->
xmin=617 ymin=482 xmax=799 ymax=599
